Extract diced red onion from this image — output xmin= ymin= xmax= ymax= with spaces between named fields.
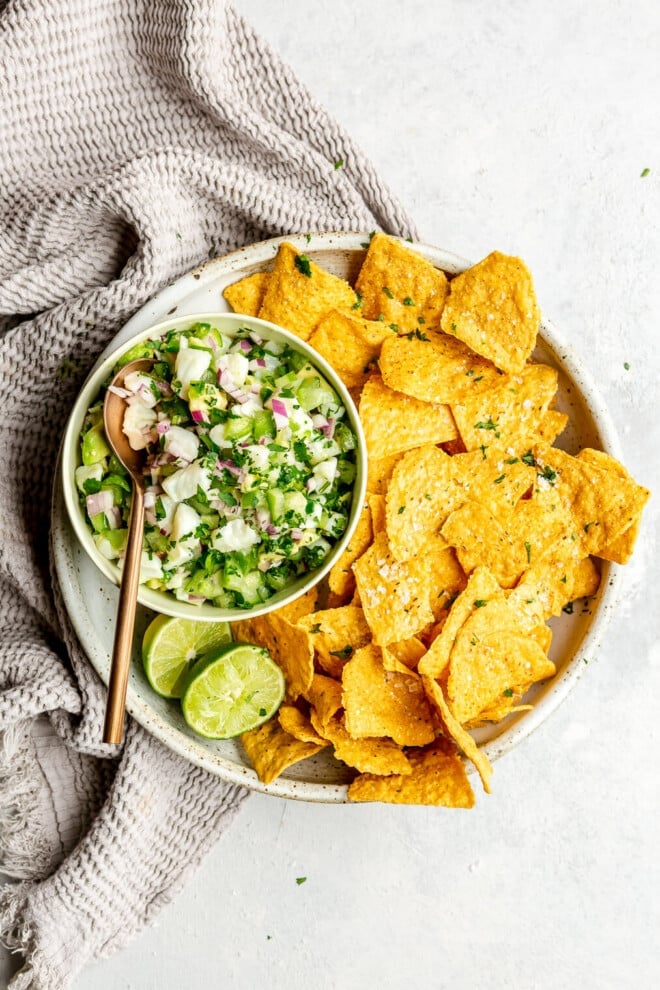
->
xmin=218 ymin=368 xmax=251 ymax=403
xmin=306 ymin=477 xmax=318 ymax=492
xmin=271 ymin=397 xmax=289 ymax=429
xmin=321 ymin=418 xmax=335 ymax=438
xmin=86 ymin=489 xmax=114 ymax=517
xmin=105 ymin=506 xmax=122 ymax=530
xmin=249 ymin=332 xmax=263 ymax=345
xmin=249 ymin=358 xmax=267 ymax=370
xmin=265 ymin=524 xmax=279 ymax=536
xmin=291 ymin=528 xmax=303 ymax=542
xmin=217 ymin=459 xmax=242 ymax=478
xmin=156 ymin=420 xmax=171 ymax=435
xmin=156 ymin=380 xmax=172 ymax=396
xmin=255 ymin=507 xmax=271 ymax=530
xmin=238 ymin=339 xmax=252 ymax=353
xmin=191 ymin=409 xmax=205 ymax=423
xmin=107 ymin=384 xmax=131 ymax=398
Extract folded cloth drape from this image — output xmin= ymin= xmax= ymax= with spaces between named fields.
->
xmin=0 ymin=1 xmax=416 ymax=986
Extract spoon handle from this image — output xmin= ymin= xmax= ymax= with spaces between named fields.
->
xmin=103 ymin=485 xmax=145 ymax=744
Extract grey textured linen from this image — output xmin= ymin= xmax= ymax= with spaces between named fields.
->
xmin=0 ymin=1 xmax=415 ymax=987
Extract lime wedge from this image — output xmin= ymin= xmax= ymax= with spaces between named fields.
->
xmin=181 ymin=642 xmax=285 ymax=739
xmin=141 ymin=615 xmax=232 ymax=699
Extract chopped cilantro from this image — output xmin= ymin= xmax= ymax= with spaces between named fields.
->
xmin=494 ymin=474 xmax=506 ymax=484
xmin=309 ymin=623 xmax=322 ymax=634
xmin=505 ymin=457 xmax=519 ymax=464
xmin=503 ymin=688 xmax=514 ymax=698
xmin=333 ymin=159 xmax=344 ymax=170
xmin=417 ymin=316 xmax=426 ymax=325
xmin=403 ymin=296 xmax=415 ymax=306
xmin=259 ymin=708 xmax=267 ymax=716
xmin=352 ymin=291 xmax=363 ymax=310
xmin=295 ymin=877 xmax=307 ymax=886
xmin=475 ymin=418 xmax=500 ymax=437
xmin=521 ymin=450 xmax=536 ymax=467
xmin=329 ymin=645 xmax=353 ymax=660
xmin=623 ymin=361 xmax=630 ymax=370
xmin=538 ymin=465 xmax=558 ymax=485
xmin=382 ymin=286 xmax=394 ymax=299
xmin=82 ymin=478 xmax=102 ymax=495
xmin=562 ymin=601 xmax=574 ymax=615
xmin=473 ymin=599 xmax=488 ymax=608
xmin=525 ymin=541 xmax=531 ymax=563
xmin=450 ymin=322 xmax=457 ymax=332
xmin=305 ymin=233 xmax=311 ymax=243
xmin=583 ymin=521 xmax=599 ymax=533
xmin=466 ymin=369 xmax=475 ymax=377
xmin=641 ymin=167 xmax=650 ymax=177
xmin=397 ymin=505 xmax=406 ymax=514
xmin=479 ymin=444 xmax=489 ymax=460
xmin=294 ymin=253 xmax=312 ymax=278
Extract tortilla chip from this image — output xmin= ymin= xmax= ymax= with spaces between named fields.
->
xmin=275 ymin=587 xmax=319 ymax=623
xmin=258 ymin=242 xmax=356 ymax=341
xmin=440 ymin=251 xmax=540 ymax=373
xmin=537 ymin=408 xmax=569 ymax=444
xmin=448 ymin=627 xmax=555 ymax=725
xmin=355 ymin=232 xmax=449 ymax=332
xmin=313 ymin=715 xmax=412 ymax=776
xmin=385 ymin=444 xmax=534 ymax=562
xmin=451 ymin=364 xmax=559 ymax=452
xmin=533 ymin=442 xmax=650 ymax=559
xmin=223 ymin=271 xmax=270 ymax=316
xmin=299 ymin=605 xmax=372 ymax=678
xmin=418 ymin=567 xmax=502 ymax=679
xmin=379 ymin=331 xmax=502 ymax=405
xmin=359 ymin=375 xmax=457 ymax=460
xmin=342 ymin=644 xmax=436 ymax=746
xmin=386 ymin=636 xmax=427 ymax=670
xmin=367 ymin=493 xmax=387 ymax=534
xmin=353 ymin=532 xmax=435 ymax=644
xmin=348 ymin=739 xmax=475 ymax=807
xmin=233 ymin=613 xmax=313 ymax=700
xmin=308 ymin=310 xmax=390 ymax=389
xmin=278 ymin=705 xmax=327 ymax=745
xmin=421 ymin=676 xmax=493 ymax=793
xmin=304 ymin=674 xmax=343 ymax=728
xmin=440 ymin=501 xmax=527 ymax=589
xmin=327 ymin=502 xmax=373 ymax=604
xmin=366 ymin=451 xmax=403 ymax=494
xmin=575 ymin=448 xmax=647 ymax=563
xmin=241 ymin=719 xmax=327 ymax=784
xmin=570 ymin=556 xmax=601 ymax=600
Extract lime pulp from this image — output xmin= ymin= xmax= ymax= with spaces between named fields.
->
xmin=141 ymin=615 xmax=232 ymax=699
xmin=181 ymin=642 xmax=285 ymax=739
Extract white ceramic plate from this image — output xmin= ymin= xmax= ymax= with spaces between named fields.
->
xmin=51 ymin=232 xmax=625 ymax=801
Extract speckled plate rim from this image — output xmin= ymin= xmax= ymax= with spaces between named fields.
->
xmin=51 ymin=231 xmax=626 ymax=802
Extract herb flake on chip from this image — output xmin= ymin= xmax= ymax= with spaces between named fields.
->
xmin=294 ymin=253 xmax=312 ymax=278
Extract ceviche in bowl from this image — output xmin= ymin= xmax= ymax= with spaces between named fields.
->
xmin=61 ymin=313 xmax=367 ymax=621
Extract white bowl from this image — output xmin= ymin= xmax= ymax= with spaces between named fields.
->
xmin=60 ymin=311 xmax=367 ymax=622
xmin=52 ymin=232 xmax=625 ymax=801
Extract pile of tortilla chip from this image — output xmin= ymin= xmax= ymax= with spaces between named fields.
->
xmin=224 ymin=233 xmax=650 ymax=808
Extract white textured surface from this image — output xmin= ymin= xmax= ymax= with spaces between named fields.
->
xmin=3 ymin=1 xmax=659 ymax=987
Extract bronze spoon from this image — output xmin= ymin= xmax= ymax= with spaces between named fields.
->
xmin=102 ymin=357 xmax=152 ymax=744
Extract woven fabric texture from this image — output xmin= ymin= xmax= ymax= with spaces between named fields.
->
xmin=0 ymin=1 xmax=415 ymax=987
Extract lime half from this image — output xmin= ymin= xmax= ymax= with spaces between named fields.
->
xmin=142 ymin=615 xmax=232 ymax=699
xmin=181 ymin=642 xmax=285 ymax=739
